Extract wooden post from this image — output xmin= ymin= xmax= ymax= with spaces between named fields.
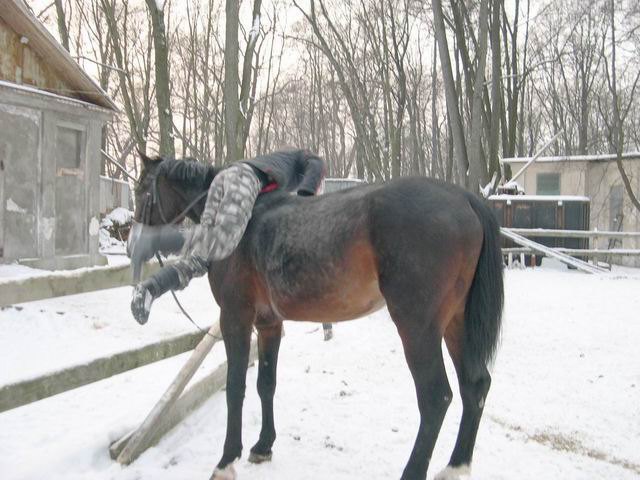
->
xmin=116 ymin=321 xmax=223 ymax=465
xmin=110 ymin=336 xmax=259 ymax=462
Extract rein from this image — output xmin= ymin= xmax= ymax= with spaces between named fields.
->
xmin=151 ymin=174 xmax=208 ymax=226
xmin=154 ymin=253 xmax=217 ymax=338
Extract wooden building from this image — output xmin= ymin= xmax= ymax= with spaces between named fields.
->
xmin=502 ymin=153 xmax=640 ymax=267
xmin=0 ymin=0 xmax=117 ymax=269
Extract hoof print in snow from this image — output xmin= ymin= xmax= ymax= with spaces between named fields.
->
xmin=324 ymin=436 xmax=343 ymax=451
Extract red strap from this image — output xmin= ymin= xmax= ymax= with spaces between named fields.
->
xmin=260 ymin=182 xmax=278 ymax=194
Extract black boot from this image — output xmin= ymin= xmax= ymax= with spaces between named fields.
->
xmin=131 ymin=266 xmax=181 ymax=325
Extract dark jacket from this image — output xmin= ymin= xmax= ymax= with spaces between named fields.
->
xmin=243 ymin=149 xmax=325 ymax=196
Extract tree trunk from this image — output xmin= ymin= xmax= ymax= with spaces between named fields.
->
xmin=145 ymin=0 xmax=175 ymax=157
xmin=468 ymin=0 xmax=491 ymax=192
xmin=224 ymin=0 xmax=241 ymax=163
xmin=54 ymin=0 xmax=70 ymax=51
xmin=488 ymin=0 xmax=502 ymax=181
xmin=432 ymin=0 xmax=469 ymax=187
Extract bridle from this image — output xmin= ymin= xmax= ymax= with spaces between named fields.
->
xmin=139 ymin=170 xmax=208 ymax=226
xmin=136 ymin=166 xmax=213 ymax=337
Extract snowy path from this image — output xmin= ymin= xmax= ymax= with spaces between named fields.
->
xmin=1 ymin=265 xmax=639 ymax=479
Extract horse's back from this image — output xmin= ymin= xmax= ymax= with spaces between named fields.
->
xmin=243 ymin=178 xmax=482 ymax=322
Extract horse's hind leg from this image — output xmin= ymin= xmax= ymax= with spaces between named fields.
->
xmin=249 ymin=317 xmax=283 ymax=463
xmin=437 ymin=313 xmax=492 ymax=479
xmin=388 ymin=303 xmax=452 ymax=480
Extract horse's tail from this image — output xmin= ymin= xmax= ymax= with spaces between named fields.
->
xmin=463 ymin=193 xmax=504 ymax=376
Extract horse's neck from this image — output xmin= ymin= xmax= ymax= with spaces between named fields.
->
xmin=167 ymin=179 xmax=206 ymax=224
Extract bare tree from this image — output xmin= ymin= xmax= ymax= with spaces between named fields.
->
xmin=145 ymin=0 xmax=175 ymax=157
xmin=602 ymin=0 xmax=640 ymax=212
xmin=54 ymin=0 xmax=70 ymax=51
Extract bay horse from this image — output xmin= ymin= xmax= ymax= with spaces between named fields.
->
xmin=128 ymin=154 xmax=504 ymax=480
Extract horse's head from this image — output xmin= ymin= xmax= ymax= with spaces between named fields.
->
xmin=127 ymin=151 xmax=218 ymax=282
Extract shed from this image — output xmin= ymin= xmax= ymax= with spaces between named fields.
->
xmin=0 ymin=0 xmax=117 ymax=269
xmin=502 ymin=153 xmax=640 ymax=267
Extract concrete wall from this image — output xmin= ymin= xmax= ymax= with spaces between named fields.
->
xmin=508 ymin=160 xmax=640 ymax=267
xmin=0 ymin=83 xmax=112 ymax=269
xmin=100 ymin=176 xmax=132 ymax=214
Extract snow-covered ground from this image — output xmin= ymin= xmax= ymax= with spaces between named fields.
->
xmin=1 ymin=261 xmax=639 ymax=479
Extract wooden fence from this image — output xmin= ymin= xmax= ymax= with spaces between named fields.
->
xmin=0 ymin=262 xmax=256 ymax=465
xmin=501 ymin=228 xmax=640 ymax=268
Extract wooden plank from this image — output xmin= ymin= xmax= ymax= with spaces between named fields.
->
xmin=500 ymin=228 xmax=606 ymax=274
xmin=0 ymin=139 xmax=4 ymax=261
xmin=116 ymin=321 xmax=224 ymax=465
xmin=0 ymin=261 xmax=164 ymax=308
xmin=508 ymin=228 xmax=640 ymax=239
xmin=0 ymin=329 xmax=206 ymax=413
xmin=502 ymin=247 xmax=640 ymax=257
xmin=110 ymin=337 xmax=259 ymax=461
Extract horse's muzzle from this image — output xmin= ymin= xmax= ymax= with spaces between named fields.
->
xmin=127 ymin=222 xmax=185 ymax=283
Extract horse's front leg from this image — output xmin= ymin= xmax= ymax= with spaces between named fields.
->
xmin=212 ymin=307 xmax=254 ymax=479
xmin=249 ymin=317 xmax=283 ymax=463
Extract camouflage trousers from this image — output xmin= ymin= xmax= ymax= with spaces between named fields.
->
xmin=172 ymin=163 xmax=262 ymax=289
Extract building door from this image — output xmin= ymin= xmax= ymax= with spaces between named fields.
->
xmin=55 ymin=125 xmax=87 ymax=256
xmin=609 ymin=185 xmax=624 ymax=231
xmin=0 ymin=108 xmax=39 ymax=261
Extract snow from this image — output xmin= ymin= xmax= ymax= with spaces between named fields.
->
xmin=106 ymin=208 xmax=134 ymax=227
xmin=0 ymin=263 xmax=49 ymax=280
xmin=0 ymin=80 xmax=106 ymax=112
xmin=154 ymin=0 xmax=165 ymax=11
xmin=249 ymin=14 xmax=261 ymax=43
xmin=1 ymin=263 xmax=640 ymax=479
xmin=100 ymin=208 xmax=134 ymax=252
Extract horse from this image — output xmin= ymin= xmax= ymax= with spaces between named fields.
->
xmin=128 ymin=153 xmax=504 ymax=480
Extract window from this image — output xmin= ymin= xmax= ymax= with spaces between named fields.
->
xmin=57 ymin=127 xmax=82 ymax=169
xmin=536 ymin=172 xmax=560 ymax=195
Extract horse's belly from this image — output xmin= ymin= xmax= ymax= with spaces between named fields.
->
xmin=269 ymin=237 xmax=385 ymax=322
xmin=275 ymin=279 xmax=385 ymax=322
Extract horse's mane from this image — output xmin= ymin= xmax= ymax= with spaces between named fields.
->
xmin=156 ymin=158 xmax=220 ymax=190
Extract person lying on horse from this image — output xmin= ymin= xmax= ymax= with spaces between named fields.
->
xmin=130 ymin=149 xmax=326 ymax=324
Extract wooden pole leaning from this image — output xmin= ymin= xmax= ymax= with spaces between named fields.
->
xmin=115 ymin=321 xmax=223 ymax=465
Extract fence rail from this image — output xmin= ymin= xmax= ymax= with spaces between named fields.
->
xmin=501 ymin=228 xmax=640 ymax=269
xmin=507 ymin=228 xmax=640 ymax=239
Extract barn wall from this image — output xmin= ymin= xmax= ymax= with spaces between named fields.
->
xmin=0 ymin=83 xmax=111 ymax=269
xmin=586 ymin=161 xmax=640 ymax=267
xmin=510 ymin=160 xmax=640 ymax=267
xmin=0 ymin=16 xmax=74 ymax=97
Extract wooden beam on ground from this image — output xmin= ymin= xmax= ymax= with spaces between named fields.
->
xmin=110 ymin=336 xmax=259 ymax=461
xmin=0 ymin=329 xmax=206 ymax=413
xmin=115 ymin=321 xmax=224 ymax=465
xmin=0 ymin=262 xmax=164 ymax=308
xmin=500 ymin=228 xmax=607 ymax=274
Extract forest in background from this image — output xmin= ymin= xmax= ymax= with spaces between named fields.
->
xmin=35 ymin=0 xmax=640 ymax=196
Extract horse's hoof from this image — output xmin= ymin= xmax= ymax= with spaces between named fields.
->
xmin=248 ymin=450 xmax=273 ymax=464
xmin=210 ymin=464 xmax=236 ymax=480
xmin=433 ymin=464 xmax=471 ymax=480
